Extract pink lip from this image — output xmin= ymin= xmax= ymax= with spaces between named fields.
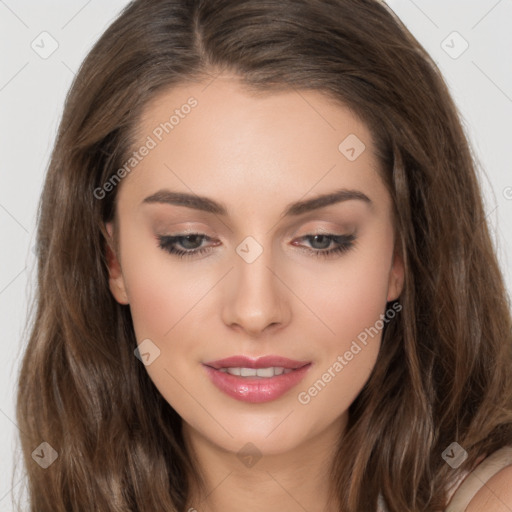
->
xmin=202 ymin=356 xmax=312 ymax=403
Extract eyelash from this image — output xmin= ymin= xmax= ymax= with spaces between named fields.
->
xmin=156 ymin=232 xmax=356 ymax=259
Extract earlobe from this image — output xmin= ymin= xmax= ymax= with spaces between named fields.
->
xmin=105 ymin=221 xmax=129 ymax=305
xmin=387 ymin=246 xmax=405 ymax=302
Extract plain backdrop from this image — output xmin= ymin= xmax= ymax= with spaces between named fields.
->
xmin=1 ymin=0 xmax=511 ymax=508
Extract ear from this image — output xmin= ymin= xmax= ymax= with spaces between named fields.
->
xmin=387 ymin=243 xmax=404 ymax=302
xmin=105 ymin=221 xmax=129 ymax=305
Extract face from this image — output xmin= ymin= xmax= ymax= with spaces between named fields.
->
xmin=105 ymin=75 xmax=404 ymax=458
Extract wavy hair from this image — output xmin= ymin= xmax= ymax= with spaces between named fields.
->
xmin=15 ymin=0 xmax=512 ymax=510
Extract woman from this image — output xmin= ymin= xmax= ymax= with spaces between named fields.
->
xmin=15 ymin=0 xmax=512 ymax=510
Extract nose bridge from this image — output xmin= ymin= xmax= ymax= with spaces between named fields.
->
xmin=221 ymin=234 xmax=289 ymax=334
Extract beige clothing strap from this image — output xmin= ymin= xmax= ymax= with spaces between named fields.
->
xmin=445 ymin=445 xmax=512 ymax=511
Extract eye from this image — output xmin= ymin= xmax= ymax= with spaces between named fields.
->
xmin=157 ymin=233 xmax=217 ymax=259
xmin=292 ymin=233 xmax=356 ymax=258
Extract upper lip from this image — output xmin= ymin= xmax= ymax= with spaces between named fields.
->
xmin=204 ymin=355 xmax=311 ymax=370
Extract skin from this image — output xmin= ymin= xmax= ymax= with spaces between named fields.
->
xmin=465 ymin=465 xmax=512 ymax=511
xmin=106 ymin=74 xmax=404 ymax=512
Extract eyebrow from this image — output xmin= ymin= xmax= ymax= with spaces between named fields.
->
xmin=141 ymin=188 xmax=372 ymax=216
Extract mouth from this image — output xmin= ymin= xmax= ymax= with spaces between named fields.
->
xmin=202 ymin=355 xmax=312 ymax=403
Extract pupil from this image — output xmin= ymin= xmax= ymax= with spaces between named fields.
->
xmin=311 ymin=235 xmax=330 ymax=249
xmin=182 ymin=235 xmax=202 ymax=249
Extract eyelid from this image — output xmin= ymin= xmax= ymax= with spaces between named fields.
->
xmin=292 ymin=221 xmax=354 ymax=235
xmin=153 ymin=223 xmax=213 ymax=234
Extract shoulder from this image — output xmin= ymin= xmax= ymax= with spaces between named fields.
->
xmin=465 ymin=464 xmax=512 ymax=511
xmin=445 ymin=445 xmax=512 ymax=512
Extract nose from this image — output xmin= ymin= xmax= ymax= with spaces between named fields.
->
xmin=221 ymin=245 xmax=291 ymax=337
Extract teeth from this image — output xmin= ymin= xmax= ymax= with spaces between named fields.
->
xmin=218 ymin=367 xmax=294 ymax=377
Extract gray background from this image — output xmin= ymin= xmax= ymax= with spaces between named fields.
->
xmin=1 ymin=0 xmax=511 ymax=507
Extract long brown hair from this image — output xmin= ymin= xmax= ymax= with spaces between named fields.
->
xmin=15 ymin=0 xmax=512 ymax=510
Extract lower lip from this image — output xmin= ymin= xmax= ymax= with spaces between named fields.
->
xmin=202 ymin=364 xmax=312 ymax=403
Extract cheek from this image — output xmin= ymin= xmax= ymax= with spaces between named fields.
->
xmin=296 ymin=247 xmax=393 ymax=414
xmin=126 ymin=268 xmax=216 ymax=353
xmin=294 ymin=230 xmax=394 ymax=397
xmin=119 ymin=233 xmax=223 ymax=371
xmin=119 ymin=231 xmax=191 ymax=341
xmin=306 ymin=242 xmax=394 ymax=348
xmin=124 ymin=266 xmax=175 ymax=341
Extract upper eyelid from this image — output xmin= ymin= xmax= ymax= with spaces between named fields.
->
xmin=158 ymin=230 xmax=350 ymax=239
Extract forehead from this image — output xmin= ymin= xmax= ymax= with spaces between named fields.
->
xmin=117 ymin=76 xmax=387 ymax=216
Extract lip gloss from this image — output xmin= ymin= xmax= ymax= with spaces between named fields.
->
xmin=202 ymin=363 xmax=312 ymax=403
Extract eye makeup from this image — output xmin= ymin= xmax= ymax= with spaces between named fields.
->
xmin=156 ymin=231 xmax=356 ymax=260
